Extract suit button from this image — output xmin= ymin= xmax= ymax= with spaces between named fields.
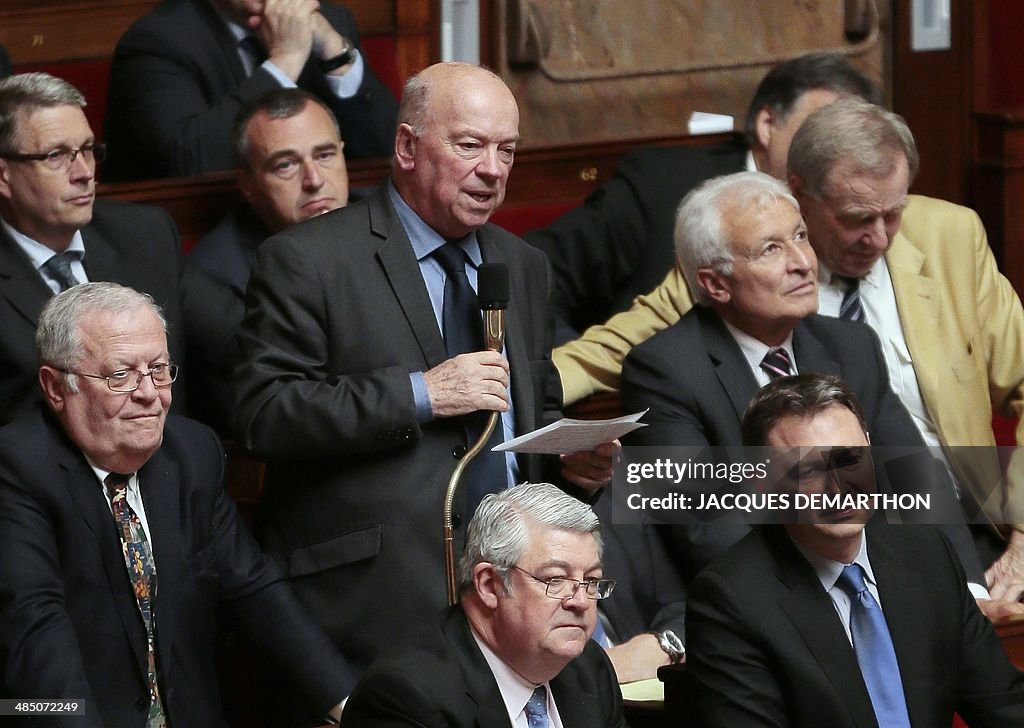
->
xmin=452 ymin=513 xmax=462 ymax=528
xmin=134 ymin=697 xmax=148 ymax=711
xmin=452 ymin=445 xmax=467 ymax=458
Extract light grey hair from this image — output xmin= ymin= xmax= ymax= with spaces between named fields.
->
xmin=0 ymin=73 xmax=87 ymax=156
xmin=787 ymin=97 xmax=920 ymax=200
xmin=457 ymin=482 xmax=602 ymax=592
xmin=674 ymin=171 xmax=800 ymax=306
xmin=36 ymin=282 xmax=167 ymax=393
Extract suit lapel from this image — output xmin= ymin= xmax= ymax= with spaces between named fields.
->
xmin=767 ymin=528 xmax=880 ymax=728
xmin=549 ymin=658 xmax=603 ymax=728
xmin=445 ymin=609 xmax=514 ymax=728
xmin=80 ymin=224 xmax=120 ymax=283
xmin=369 ymin=190 xmax=449 ymax=369
xmin=885 ymin=234 xmax=940 ymax=409
xmin=699 ymin=308 xmax=760 ymax=422
xmin=792 ymin=318 xmax=842 ymax=376
xmin=54 ymin=425 xmax=149 ymax=681
xmin=0 ymin=225 xmax=52 ymax=328
xmin=139 ymin=450 xmax=182 ymax=670
xmin=866 ymin=529 xmax=931 ymax=726
xmin=195 ymin=0 xmax=251 ymax=82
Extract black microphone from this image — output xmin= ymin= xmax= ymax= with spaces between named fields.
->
xmin=477 ymin=263 xmax=509 ymax=353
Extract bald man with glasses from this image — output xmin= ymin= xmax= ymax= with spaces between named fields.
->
xmin=0 ymin=72 xmax=186 ymax=425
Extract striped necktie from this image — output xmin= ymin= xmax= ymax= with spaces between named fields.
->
xmin=760 ymin=347 xmax=793 ymax=381
xmin=837 ymin=275 xmax=866 ymax=323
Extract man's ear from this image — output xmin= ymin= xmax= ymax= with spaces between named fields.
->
xmin=237 ymin=168 xmax=254 ymax=205
xmin=0 ymin=159 xmax=13 ymax=202
xmin=697 ymin=267 xmax=731 ymax=305
xmin=473 ymin=562 xmax=502 ymax=609
xmin=38 ymin=365 xmax=67 ymax=413
xmin=394 ymin=123 xmax=417 ymax=171
xmin=754 ymin=105 xmax=774 ymax=151
xmin=788 ymin=173 xmax=806 ymax=199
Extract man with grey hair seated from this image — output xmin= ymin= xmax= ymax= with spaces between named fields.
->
xmin=342 ymin=482 xmax=625 ymax=727
xmin=0 ymin=281 xmax=354 ymax=727
xmin=619 ymin=171 xmax=973 ymax=582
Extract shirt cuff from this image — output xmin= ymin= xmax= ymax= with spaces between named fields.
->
xmin=968 ymin=581 xmax=992 ymax=600
xmin=410 ymin=371 xmax=433 ymax=424
xmin=260 ymin=60 xmax=298 ymax=89
xmin=323 ymin=50 xmax=364 ymax=98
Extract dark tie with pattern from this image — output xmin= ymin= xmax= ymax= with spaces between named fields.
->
xmin=837 ymin=275 xmax=866 ymax=323
xmin=105 ymin=473 xmax=167 ymax=728
xmin=41 ymin=251 xmax=81 ymax=292
xmin=760 ymin=347 xmax=793 ymax=381
xmin=432 ymin=243 xmax=508 ymax=519
xmin=836 ymin=564 xmax=911 ymax=728
xmin=524 ymin=685 xmax=550 ymax=728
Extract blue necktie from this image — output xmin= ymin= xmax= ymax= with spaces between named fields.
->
xmin=524 ymin=686 xmax=550 ymax=728
xmin=432 ymin=243 xmax=507 ymax=519
xmin=836 ymin=564 xmax=911 ymax=728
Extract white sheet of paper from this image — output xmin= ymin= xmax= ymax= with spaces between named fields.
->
xmin=687 ymin=111 xmax=734 ymax=135
xmin=493 ymin=410 xmax=647 ymax=455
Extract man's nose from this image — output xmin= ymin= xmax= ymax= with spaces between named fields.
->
xmin=301 ymin=158 xmax=324 ymax=190
xmin=476 ymin=146 xmax=503 ymax=180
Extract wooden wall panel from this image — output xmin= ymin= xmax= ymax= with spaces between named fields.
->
xmin=0 ymin=0 xmax=429 ymax=82
xmin=892 ymin=0 xmax=973 ymax=205
xmin=488 ymin=0 xmax=889 ymax=151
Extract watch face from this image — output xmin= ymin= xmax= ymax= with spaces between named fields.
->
xmin=662 ymin=630 xmax=684 ymax=654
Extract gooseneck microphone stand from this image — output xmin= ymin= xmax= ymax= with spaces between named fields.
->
xmin=444 ymin=263 xmax=509 ymax=604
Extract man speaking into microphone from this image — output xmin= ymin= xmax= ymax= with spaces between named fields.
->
xmin=234 ymin=62 xmax=618 ymax=689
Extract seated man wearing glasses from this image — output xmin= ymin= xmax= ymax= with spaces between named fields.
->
xmin=0 ymin=282 xmax=356 ymax=727
xmin=342 ymin=482 xmax=626 ymax=728
xmin=0 ymin=72 xmax=185 ymax=425
xmin=183 ymin=87 xmax=348 ymax=433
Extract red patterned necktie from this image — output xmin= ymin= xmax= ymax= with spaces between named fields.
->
xmin=105 ymin=473 xmax=167 ymax=727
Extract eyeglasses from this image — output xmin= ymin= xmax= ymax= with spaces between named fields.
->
xmin=2 ymin=143 xmax=107 ymax=171
xmin=61 ymin=363 xmax=178 ymax=393
xmin=511 ymin=565 xmax=616 ymax=600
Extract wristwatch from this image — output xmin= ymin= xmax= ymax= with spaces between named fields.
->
xmin=653 ymin=629 xmax=685 ymax=664
xmin=319 ymin=38 xmax=355 ymax=73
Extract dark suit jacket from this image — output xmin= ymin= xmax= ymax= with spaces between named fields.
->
xmin=0 ymin=199 xmax=185 ymax=426
xmin=0 ymin=410 xmax=354 ymax=728
xmin=0 ymin=44 xmax=11 ymax=78
xmin=686 ymin=524 xmax=1024 ymax=727
xmin=182 ymin=205 xmax=269 ymax=433
xmin=104 ymin=0 xmax=398 ymax=179
xmin=591 ymin=494 xmax=686 ymax=643
xmin=342 ymin=606 xmax=625 ymax=727
xmin=524 ymin=143 xmax=748 ymax=341
xmin=233 ymin=184 xmax=562 ymax=674
xmin=620 ymin=306 xmax=985 ymax=585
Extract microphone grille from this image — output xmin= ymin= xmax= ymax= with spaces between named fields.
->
xmin=477 ymin=263 xmax=510 ymax=310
